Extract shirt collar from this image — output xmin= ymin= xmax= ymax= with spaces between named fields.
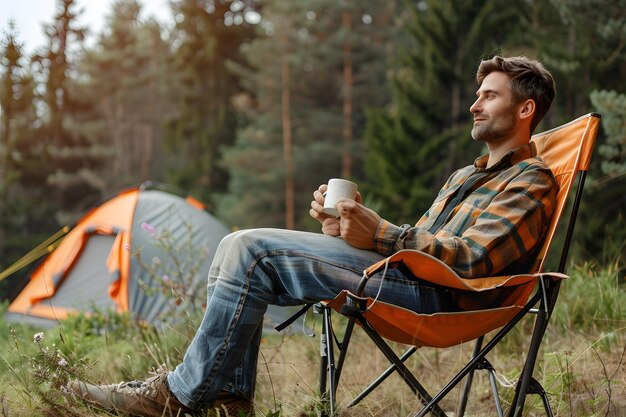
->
xmin=473 ymin=142 xmax=537 ymax=172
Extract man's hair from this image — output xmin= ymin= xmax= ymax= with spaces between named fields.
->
xmin=476 ymin=55 xmax=556 ymax=133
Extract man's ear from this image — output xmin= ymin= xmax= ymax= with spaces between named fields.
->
xmin=519 ymin=99 xmax=535 ymax=120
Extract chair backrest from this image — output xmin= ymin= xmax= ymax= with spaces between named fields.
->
xmin=329 ymin=114 xmax=602 ymax=347
xmin=530 ymin=113 xmax=601 ymax=273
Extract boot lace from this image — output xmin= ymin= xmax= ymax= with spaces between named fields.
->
xmin=111 ymin=365 xmax=168 ymax=398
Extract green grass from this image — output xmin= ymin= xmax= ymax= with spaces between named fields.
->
xmin=0 ymin=263 xmax=624 ymax=416
xmin=554 ymin=261 xmax=625 ymax=334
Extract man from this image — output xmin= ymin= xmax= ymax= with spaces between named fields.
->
xmin=72 ymin=55 xmax=557 ymax=417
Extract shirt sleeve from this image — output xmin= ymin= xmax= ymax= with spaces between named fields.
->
xmin=373 ymin=163 xmax=557 ymax=278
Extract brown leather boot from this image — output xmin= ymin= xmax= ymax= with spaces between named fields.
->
xmin=71 ymin=368 xmax=195 ymax=417
xmin=71 ymin=368 xmax=255 ymax=417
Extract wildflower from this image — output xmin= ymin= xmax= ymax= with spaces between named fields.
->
xmin=152 ymin=256 xmax=162 ymax=265
xmin=33 ymin=332 xmax=44 ymax=343
xmin=58 ymin=358 xmax=68 ymax=367
xmin=162 ymin=274 xmax=171 ymax=283
xmin=141 ymin=222 xmax=157 ymax=236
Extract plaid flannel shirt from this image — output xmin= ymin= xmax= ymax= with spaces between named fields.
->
xmin=373 ymin=142 xmax=558 ymax=278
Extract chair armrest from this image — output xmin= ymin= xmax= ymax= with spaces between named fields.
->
xmin=362 ymin=250 xmax=568 ymax=292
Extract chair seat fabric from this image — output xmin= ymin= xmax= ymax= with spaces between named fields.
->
xmin=325 ymin=250 xmax=567 ymax=347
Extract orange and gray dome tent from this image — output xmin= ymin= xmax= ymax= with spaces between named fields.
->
xmin=4 ymin=185 xmax=230 ymax=326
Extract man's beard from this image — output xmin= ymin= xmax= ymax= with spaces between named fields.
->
xmin=471 ymin=106 xmax=518 ymax=142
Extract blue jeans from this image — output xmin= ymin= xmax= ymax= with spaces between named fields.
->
xmin=167 ymin=228 xmax=456 ymax=409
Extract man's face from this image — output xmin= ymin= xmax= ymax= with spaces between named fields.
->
xmin=469 ymin=71 xmax=519 ymax=143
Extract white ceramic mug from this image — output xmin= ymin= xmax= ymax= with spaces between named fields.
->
xmin=323 ymin=178 xmax=358 ymax=217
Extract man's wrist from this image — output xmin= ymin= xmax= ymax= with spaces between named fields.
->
xmin=373 ymin=220 xmax=407 ymax=255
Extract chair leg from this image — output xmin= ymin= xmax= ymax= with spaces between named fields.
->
xmin=316 ymin=302 xmax=360 ymax=416
xmin=318 ymin=288 xmax=554 ymax=417
xmin=456 ymin=350 xmax=505 ymax=417
xmin=319 ymin=329 xmax=328 ymax=406
xmin=506 ymin=304 xmax=551 ymax=416
xmin=528 ymin=377 xmax=555 ymax=417
xmin=456 ymin=336 xmax=484 ymax=416
xmin=456 ymin=336 xmax=504 ymax=417
xmin=348 ymin=346 xmax=418 ymax=407
xmin=318 ymin=306 xmax=447 ymax=416
xmin=411 ymin=291 xmax=543 ymax=417
xmin=485 ymin=361 xmax=504 ymax=417
xmin=333 ymin=312 xmax=358 ymax=389
xmin=356 ymin=316 xmax=448 ymax=417
xmin=318 ymin=304 xmax=337 ymax=415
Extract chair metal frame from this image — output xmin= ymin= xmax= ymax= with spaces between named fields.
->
xmin=313 ymin=113 xmax=601 ymax=417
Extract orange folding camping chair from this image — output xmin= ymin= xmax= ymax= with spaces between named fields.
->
xmin=304 ymin=113 xmax=601 ymax=417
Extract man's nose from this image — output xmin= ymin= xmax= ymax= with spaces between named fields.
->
xmin=469 ymin=98 xmax=481 ymax=114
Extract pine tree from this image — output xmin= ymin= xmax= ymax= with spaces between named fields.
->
xmin=217 ymin=0 xmax=399 ymax=230
xmin=217 ymin=0 xmax=303 ymax=229
xmin=525 ymin=0 xmax=626 ymax=125
xmin=79 ymin=0 xmax=169 ymax=194
xmin=0 ymin=22 xmax=46 ymax=299
xmin=590 ymin=91 xmax=626 ymax=178
xmin=163 ymin=0 xmax=255 ymax=209
xmin=525 ymin=0 xmax=626 ymax=263
xmin=35 ymin=0 xmax=85 ymax=144
xmin=577 ymin=90 xmax=626 ymax=261
xmin=363 ymin=0 xmax=525 ymax=224
xmin=0 ymin=21 xmax=37 ymax=191
xmin=32 ymin=0 xmax=109 ymax=223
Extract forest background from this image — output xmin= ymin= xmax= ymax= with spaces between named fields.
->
xmin=0 ymin=0 xmax=625 ymax=302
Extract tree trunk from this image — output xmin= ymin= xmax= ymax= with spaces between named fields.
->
xmin=341 ymin=11 xmax=353 ymax=179
xmin=445 ymin=36 xmax=464 ymax=184
xmin=279 ymin=26 xmax=295 ymax=230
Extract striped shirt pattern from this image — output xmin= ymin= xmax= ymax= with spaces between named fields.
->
xmin=373 ymin=142 xmax=558 ymax=278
